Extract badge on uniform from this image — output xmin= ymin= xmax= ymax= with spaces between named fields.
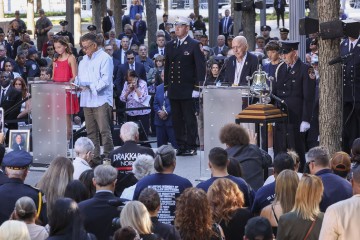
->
xmin=31 ymin=64 xmax=37 ymax=70
xmin=184 ymin=41 xmax=188 ymax=45
xmin=184 ymin=51 xmax=189 ymax=55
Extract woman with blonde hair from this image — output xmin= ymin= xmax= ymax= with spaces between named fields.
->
xmin=175 ymin=187 xmax=224 ymax=240
xmin=0 ymin=220 xmax=30 ymax=240
xmin=260 ymin=169 xmax=299 ymax=237
xmin=277 ymin=174 xmax=324 ymax=240
xmin=11 ymin=197 xmax=48 ymax=240
xmin=36 ymin=157 xmax=74 ymax=218
xmin=207 ymin=178 xmax=251 ymax=240
xmin=120 ymin=201 xmax=160 ymax=240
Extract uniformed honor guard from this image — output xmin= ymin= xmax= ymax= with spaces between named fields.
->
xmin=0 ymin=151 xmax=47 ymax=225
xmin=56 ymin=20 xmax=74 ymax=46
xmin=164 ymin=16 xmax=206 ymax=156
xmin=341 ymin=29 xmax=360 ymax=153
xmin=87 ymin=25 xmax=97 ymax=34
xmin=273 ymin=41 xmax=316 ymax=172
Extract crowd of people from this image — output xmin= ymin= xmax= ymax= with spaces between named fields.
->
xmin=0 ymin=1 xmax=359 ymax=239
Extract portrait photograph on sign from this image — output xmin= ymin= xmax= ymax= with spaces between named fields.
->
xmin=9 ymin=130 xmax=30 ymax=152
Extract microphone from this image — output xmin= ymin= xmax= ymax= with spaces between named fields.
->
xmin=328 ymin=53 xmax=353 ymax=65
xmin=270 ymin=93 xmax=285 ymax=104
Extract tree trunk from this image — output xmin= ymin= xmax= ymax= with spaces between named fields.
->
xmin=27 ymin=0 xmax=35 ymax=37
xmin=114 ymin=0 xmax=123 ymax=35
xmin=308 ymin=0 xmax=318 ymax=19
xmin=146 ymin=0 xmax=157 ymax=48
xmin=318 ymin=0 xmax=342 ymax=154
xmin=241 ymin=9 xmax=256 ymax=51
xmin=66 ymin=0 xmax=75 ymax=36
xmin=194 ymin=0 xmax=199 ymax=18
xmin=74 ymin=0 xmax=81 ymax=45
xmin=164 ymin=0 xmax=169 ymax=14
xmin=110 ymin=0 xmax=115 ymax=10
xmin=101 ymin=0 xmax=107 ymax=17
xmin=0 ymin=0 xmax=4 ymax=19
xmin=232 ymin=0 xmax=242 ymax=35
xmin=92 ymin=0 xmax=102 ymax=33
xmin=36 ymin=0 xmax=42 ymax=12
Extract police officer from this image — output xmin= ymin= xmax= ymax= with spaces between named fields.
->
xmin=164 ymin=16 xmax=206 ymax=156
xmin=279 ymin=27 xmax=289 ymax=41
xmin=260 ymin=25 xmax=277 ymax=45
xmin=272 ymin=41 xmax=316 ymax=172
xmin=341 ymin=28 xmax=360 ymax=153
xmin=56 ymin=20 xmax=74 ymax=46
xmin=87 ymin=25 xmax=97 ymax=34
xmin=25 ymin=48 xmax=40 ymax=79
xmin=0 ymin=151 xmax=47 ymax=225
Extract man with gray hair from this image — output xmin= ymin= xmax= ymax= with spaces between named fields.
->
xmin=78 ymin=165 xmax=119 ymax=240
xmin=307 ymin=146 xmax=352 ymax=212
xmin=109 ymin=121 xmax=155 ymax=195
xmin=73 ymin=137 xmax=95 ymax=179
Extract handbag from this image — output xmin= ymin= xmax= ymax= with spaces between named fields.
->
xmin=303 ymin=218 xmax=317 ymax=240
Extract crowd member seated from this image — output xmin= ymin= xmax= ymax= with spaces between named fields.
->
xmin=196 ymin=147 xmax=254 ymax=207
xmin=139 ymin=188 xmax=181 ymax=240
xmin=0 ymin=151 xmax=47 ymax=225
xmin=212 ymin=35 xmax=228 ymax=56
xmin=252 ymin=152 xmax=294 ymax=215
xmin=133 ymin=145 xmax=192 ymax=225
xmin=307 ymin=146 xmax=352 ymax=212
xmin=117 ymin=25 xmax=140 ymax=47
xmin=244 ymin=217 xmax=274 ymax=240
xmin=78 ymin=165 xmax=119 ymax=240
xmin=109 ymin=121 xmax=155 ymax=196
xmin=73 ymin=137 xmax=94 ymax=179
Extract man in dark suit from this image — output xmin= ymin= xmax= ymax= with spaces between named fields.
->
xmin=341 ymin=31 xmax=360 ymax=153
xmin=102 ymin=9 xmax=114 ymax=34
xmin=212 ymin=34 xmax=228 ymax=56
xmin=149 ymin=35 xmax=166 ymax=59
xmin=224 ymin=36 xmax=258 ymax=86
xmin=158 ymin=13 xmax=168 ymax=31
xmin=113 ymin=36 xmax=131 ymax=64
xmin=114 ymin=50 xmax=147 ymax=98
xmin=78 ymin=165 xmax=120 ymax=240
xmin=0 ymin=72 xmax=22 ymax=135
xmin=274 ymin=0 xmax=286 ymax=28
xmin=133 ymin=13 xmax=147 ymax=45
xmin=117 ymin=27 xmax=140 ymax=47
xmin=272 ymin=41 xmax=316 ymax=171
xmin=121 ymin=9 xmax=131 ymax=33
xmin=220 ymin=9 xmax=233 ymax=42
xmin=164 ymin=17 xmax=206 ymax=156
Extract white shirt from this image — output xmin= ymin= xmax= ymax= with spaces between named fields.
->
xmin=234 ymin=53 xmax=247 ymax=85
xmin=177 ymin=34 xmax=188 ymax=46
xmin=72 ymin=157 xmax=91 ymax=180
xmin=349 ymin=38 xmax=359 ymax=52
xmin=75 ymin=48 xmax=114 ymax=107
xmin=158 ymin=47 xmax=165 ymax=55
xmin=0 ymin=85 xmax=10 ymax=103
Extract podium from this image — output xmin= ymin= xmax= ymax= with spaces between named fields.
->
xmin=202 ymin=86 xmax=250 ymax=177
xmin=30 ymin=82 xmax=74 ymax=165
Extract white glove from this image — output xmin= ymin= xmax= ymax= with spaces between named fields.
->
xmin=164 ymin=91 xmax=168 ymax=98
xmin=192 ymin=90 xmax=200 ymax=98
xmin=300 ymin=121 xmax=310 ymax=132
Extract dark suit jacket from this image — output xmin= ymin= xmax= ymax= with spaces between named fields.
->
xmin=121 ymin=15 xmax=131 ymax=32
xmin=1 ymin=86 xmax=22 ymax=126
xmin=102 ymin=16 xmax=112 ymax=33
xmin=212 ymin=45 xmax=228 ymax=56
xmin=274 ymin=0 xmax=286 ymax=10
xmin=117 ymin=33 xmax=140 ymax=46
xmin=220 ymin=16 xmax=233 ymax=35
xmin=153 ymin=83 xmax=172 ymax=126
xmin=164 ymin=36 xmax=206 ymax=100
xmin=133 ymin=20 xmax=147 ymax=42
xmin=0 ymin=171 xmax=8 ymax=185
xmin=149 ymin=48 xmax=165 ymax=59
xmin=112 ymin=57 xmax=120 ymax=79
xmin=159 ymin=22 xmax=166 ymax=31
xmin=114 ymin=62 xmax=147 ymax=96
xmin=78 ymin=191 xmax=119 ymax=240
xmin=224 ymin=52 xmax=259 ymax=85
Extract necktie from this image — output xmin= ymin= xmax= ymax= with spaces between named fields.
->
xmin=177 ymin=40 xmax=181 ymax=48
xmin=19 ymin=145 xmax=21 ymax=150
xmin=160 ymin=49 xmax=164 ymax=55
xmin=350 ymin=43 xmax=354 ymax=52
xmin=1 ymin=89 xmax=5 ymax=104
xmin=223 ymin=17 xmax=228 ymax=34
xmin=287 ymin=66 xmax=291 ymax=73
xmin=130 ymin=64 xmax=134 ymax=70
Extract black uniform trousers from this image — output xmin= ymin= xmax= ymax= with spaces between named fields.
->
xmin=170 ymin=99 xmax=198 ymax=151
xmin=343 ymin=102 xmax=360 ymax=153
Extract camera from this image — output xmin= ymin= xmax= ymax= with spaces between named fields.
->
xmin=109 ymin=199 xmax=126 ymax=230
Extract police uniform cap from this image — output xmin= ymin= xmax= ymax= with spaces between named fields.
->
xmin=170 ymin=28 xmax=175 ymax=33
xmin=59 ymin=20 xmax=68 ymax=26
xmin=311 ymin=55 xmax=318 ymax=64
xmin=279 ymin=27 xmax=289 ymax=33
xmin=261 ymin=25 xmax=271 ymax=31
xmin=174 ymin=16 xmax=190 ymax=26
xmin=331 ymin=151 xmax=351 ymax=172
xmin=280 ymin=40 xmax=299 ymax=54
xmin=2 ymin=150 xmax=32 ymax=169
xmin=27 ymin=47 xmax=38 ymax=56
xmin=87 ymin=25 xmax=97 ymax=31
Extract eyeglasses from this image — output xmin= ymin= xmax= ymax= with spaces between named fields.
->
xmin=127 ymin=57 xmax=134 ymax=60
xmin=82 ymin=43 xmax=94 ymax=51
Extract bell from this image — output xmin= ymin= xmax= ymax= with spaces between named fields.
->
xmin=248 ymin=65 xmax=271 ymax=104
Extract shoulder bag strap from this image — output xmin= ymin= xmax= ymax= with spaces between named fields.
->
xmin=303 ymin=218 xmax=317 ymax=240
xmin=271 ymin=204 xmax=279 ymax=223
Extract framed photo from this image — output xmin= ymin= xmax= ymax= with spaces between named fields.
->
xmin=9 ymin=130 xmax=30 ymax=152
xmin=0 ymin=107 xmax=3 ymax=133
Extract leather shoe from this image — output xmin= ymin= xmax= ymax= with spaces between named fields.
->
xmin=188 ymin=149 xmax=197 ymax=156
xmin=176 ymin=149 xmax=185 ymax=156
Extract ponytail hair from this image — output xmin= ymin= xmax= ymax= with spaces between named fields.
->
xmin=154 ymin=145 xmax=176 ymax=172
